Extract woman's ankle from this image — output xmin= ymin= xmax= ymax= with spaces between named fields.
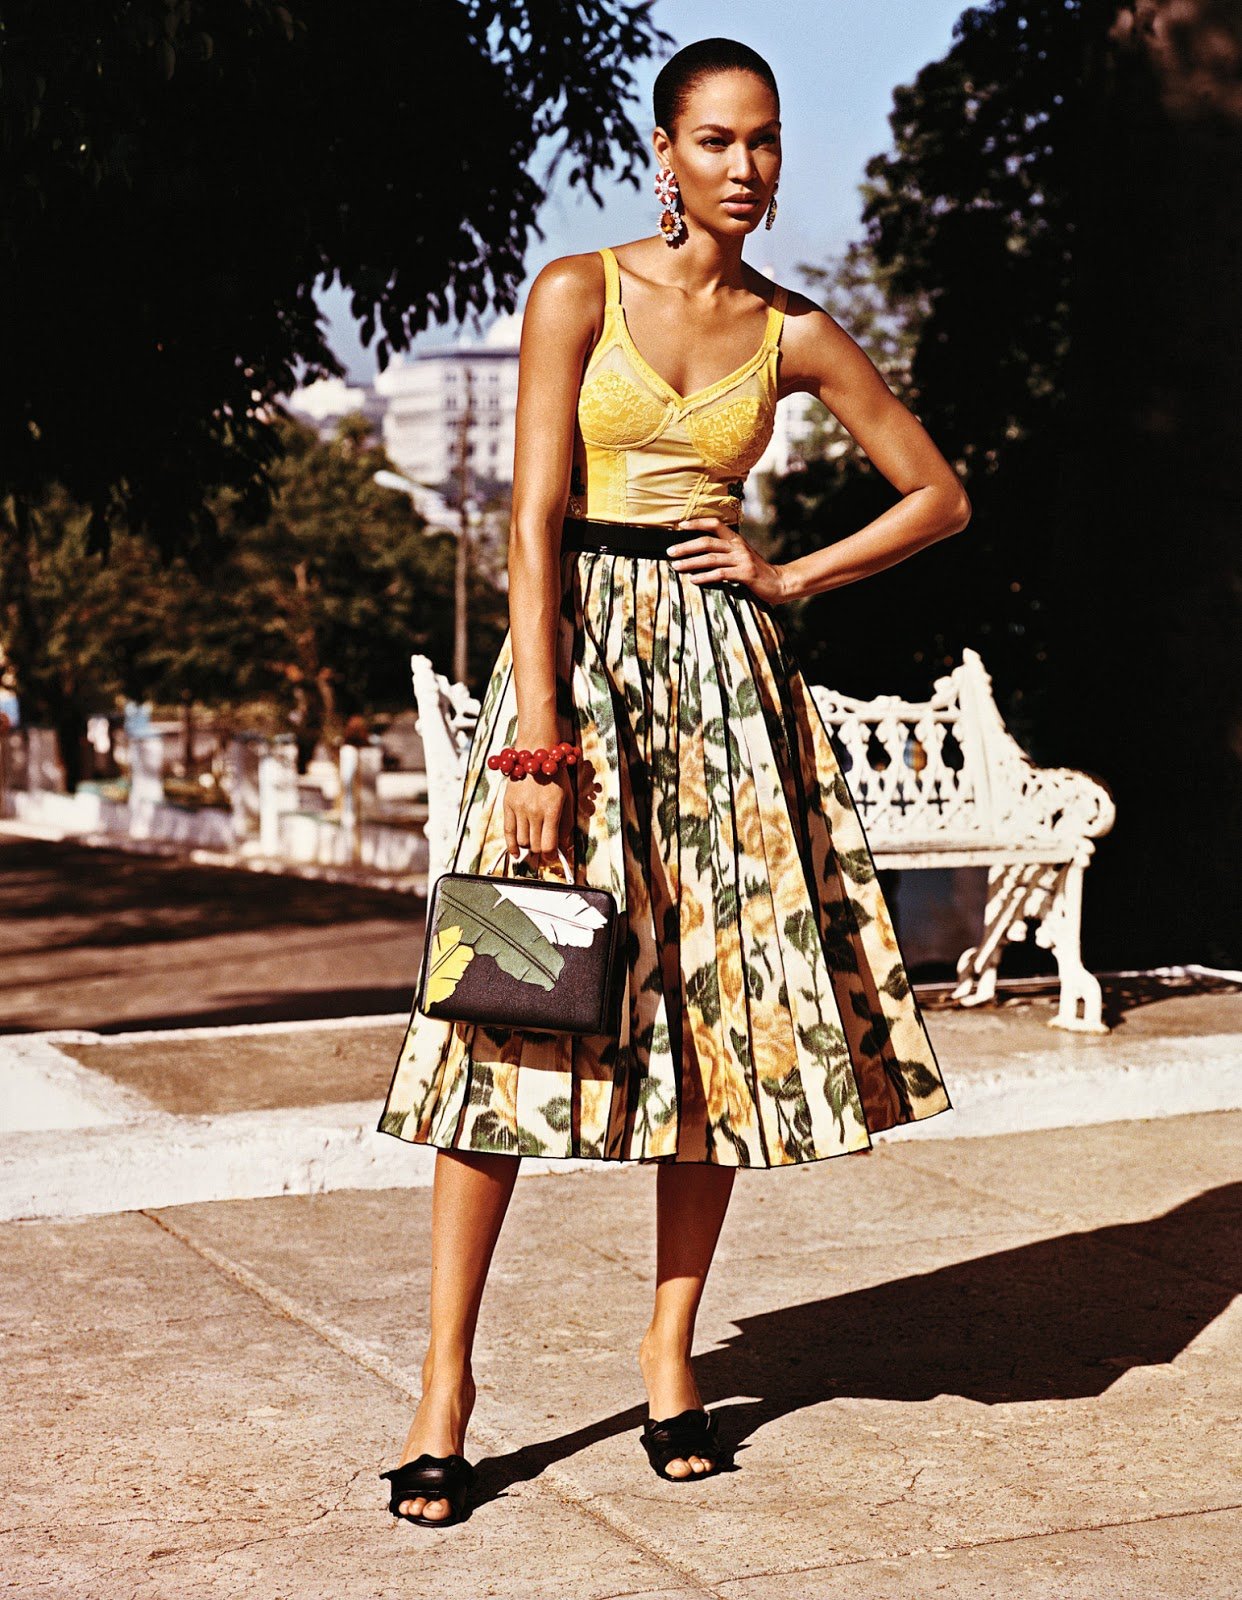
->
xmin=421 ymin=1349 xmax=475 ymax=1387
xmin=639 ymin=1324 xmax=694 ymax=1362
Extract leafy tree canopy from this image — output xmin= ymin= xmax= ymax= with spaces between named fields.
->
xmin=776 ymin=0 xmax=1242 ymax=965
xmin=0 ymin=0 xmax=671 ymax=553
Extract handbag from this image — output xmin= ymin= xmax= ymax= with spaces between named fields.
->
xmin=414 ymin=843 xmax=625 ymax=1037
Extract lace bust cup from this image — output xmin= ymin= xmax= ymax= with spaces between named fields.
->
xmin=569 ymin=246 xmax=788 ymax=528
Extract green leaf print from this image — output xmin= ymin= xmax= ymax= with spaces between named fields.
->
xmin=540 ymin=1096 xmax=572 ymax=1133
xmin=835 ymin=847 xmax=876 ymax=885
xmin=635 ymin=1071 xmax=676 ymax=1136
xmin=761 ymin=1064 xmax=815 ymax=1161
xmin=379 ymin=1109 xmax=407 ymax=1137
xmin=517 ymin=1125 xmax=549 ymax=1156
xmin=714 ymin=880 xmax=740 ymax=928
xmin=859 ymin=1011 xmax=893 ymax=1055
xmin=718 ymin=1113 xmax=754 ymax=1166
xmin=469 ymin=1110 xmax=519 ymax=1153
xmin=681 ymin=813 xmax=714 ymax=876
xmin=798 ymin=1019 xmax=853 ymax=1135
xmin=783 ymin=908 xmax=820 ymax=962
xmin=735 ymin=678 xmax=761 ymax=719
xmin=687 ymin=959 xmax=721 ymax=1028
xmin=898 ymin=1057 xmax=943 ymax=1098
xmin=467 ymin=1062 xmax=497 ymax=1106
xmin=436 ymin=880 xmax=565 ymax=991
xmin=881 ymin=964 xmax=911 ymax=1000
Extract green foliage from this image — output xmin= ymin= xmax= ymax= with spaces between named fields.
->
xmin=0 ymin=0 xmax=671 ymax=551
xmin=774 ymin=0 xmax=1242 ymax=964
xmin=1 ymin=416 xmax=504 ymax=762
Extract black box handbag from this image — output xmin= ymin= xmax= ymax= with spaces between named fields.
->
xmin=415 ymin=845 xmax=625 ymax=1037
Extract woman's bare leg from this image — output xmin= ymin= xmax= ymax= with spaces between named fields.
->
xmin=637 ymin=1161 xmax=737 ymax=1477
xmin=393 ymin=1147 xmax=521 ymax=1519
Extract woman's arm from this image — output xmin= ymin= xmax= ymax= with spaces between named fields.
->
xmin=508 ymin=255 xmax=600 ymax=745
xmin=501 ymin=253 xmax=601 ymax=855
xmin=773 ymin=294 xmax=972 ymax=602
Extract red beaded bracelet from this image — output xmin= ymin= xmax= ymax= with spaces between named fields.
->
xmin=487 ymin=742 xmax=583 ymax=780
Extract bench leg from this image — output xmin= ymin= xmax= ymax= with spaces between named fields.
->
xmin=952 ymin=863 xmax=1030 ymax=1008
xmin=1037 ymin=859 xmax=1110 ymax=1033
xmin=953 ymin=861 xmax=1110 ymax=1033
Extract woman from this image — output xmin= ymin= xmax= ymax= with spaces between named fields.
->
xmin=377 ymin=36 xmax=970 ymax=1526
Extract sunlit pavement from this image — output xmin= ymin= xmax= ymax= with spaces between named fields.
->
xmin=1 ymin=1110 xmax=1238 ymax=1597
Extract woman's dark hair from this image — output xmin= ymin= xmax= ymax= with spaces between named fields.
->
xmin=652 ymin=38 xmax=779 ymax=138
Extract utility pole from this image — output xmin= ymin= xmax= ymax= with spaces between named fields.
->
xmin=453 ymin=367 xmax=474 ymax=685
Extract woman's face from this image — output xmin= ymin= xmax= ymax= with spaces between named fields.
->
xmin=656 ymin=69 xmax=781 ymax=236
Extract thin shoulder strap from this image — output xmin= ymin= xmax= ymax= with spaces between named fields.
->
xmin=765 ymin=284 xmax=789 ymax=346
xmin=597 ymin=246 xmax=621 ymax=307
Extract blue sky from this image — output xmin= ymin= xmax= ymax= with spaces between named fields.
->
xmin=321 ymin=0 xmax=967 ymax=381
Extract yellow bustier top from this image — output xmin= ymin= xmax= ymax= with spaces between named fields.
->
xmin=568 ymin=245 xmax=788 ymax=529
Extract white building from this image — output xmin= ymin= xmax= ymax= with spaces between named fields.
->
xmin=295 ymin=284 xmax=821 ymax=527
xmin=375 ymin=314 xmax=521 ymax=499
xmin=284 ymin=374 xmax=383 ymax=435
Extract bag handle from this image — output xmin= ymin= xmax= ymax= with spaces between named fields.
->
xmin=485 ymin=843 xmax=574 ymax=882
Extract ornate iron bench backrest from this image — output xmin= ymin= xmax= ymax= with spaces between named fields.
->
xmin=809 ymin=646 xmax=1113 ymax=850
xmin=413 ymin=647 xmax=1113 ymax=874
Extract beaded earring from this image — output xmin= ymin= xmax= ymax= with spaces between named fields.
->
xmin=654 ymin=166 xmax=686 ymax=245
xmin=765 ymin=181 xmax=779 ymax=231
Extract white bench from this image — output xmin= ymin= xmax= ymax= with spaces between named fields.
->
xmin=411 ymin=646 xmax=1116 ymax=1034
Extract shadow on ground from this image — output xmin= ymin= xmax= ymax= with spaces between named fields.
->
xmin=462 ymin=1183 xmax=1241 ymax=1512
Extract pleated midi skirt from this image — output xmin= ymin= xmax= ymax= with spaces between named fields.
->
xmin=378 ymin=543 xmax=953 ymax=1166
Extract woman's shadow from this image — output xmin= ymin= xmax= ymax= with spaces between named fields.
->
xmin=470 ymin=1183 xmax=1239 ymax=1509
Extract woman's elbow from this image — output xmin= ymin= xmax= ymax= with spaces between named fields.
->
xmin=945 ymin=487 xmax=972 ymax=535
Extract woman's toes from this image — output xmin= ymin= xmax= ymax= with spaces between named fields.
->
xmin=664 ymin=1457 xmax=693 ymax=1478
xmin=399 ymin=1494 xmax=451 ymax=1519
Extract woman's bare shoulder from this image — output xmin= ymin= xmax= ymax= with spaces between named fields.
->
xmin=525 ymin=249 xmax=607 ymax=314
xmin=772 ymin=285 xmax=871 ymax=393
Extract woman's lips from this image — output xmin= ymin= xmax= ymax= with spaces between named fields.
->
xmin=722 ymin=196 xmax=760 ymax=211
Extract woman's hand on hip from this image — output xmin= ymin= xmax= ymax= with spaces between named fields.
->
xmin=665 ymin=517 xmax=792 ymax=606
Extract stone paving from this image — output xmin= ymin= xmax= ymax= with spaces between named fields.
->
xmin=2 ymin=1111 xmax=1238 ymax=1598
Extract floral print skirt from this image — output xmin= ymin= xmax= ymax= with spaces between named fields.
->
xmin=378 ymin=548 xmax=953 ymax=1166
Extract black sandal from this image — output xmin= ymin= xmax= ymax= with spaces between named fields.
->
xmin=640 ymin=1407 xmax=730 ymax=1481
xmin=380 ymin=1452 xmax=475 ymax=1527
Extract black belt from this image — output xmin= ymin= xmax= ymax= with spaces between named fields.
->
xmin=562 ymin=515 xmax=737 ymax=560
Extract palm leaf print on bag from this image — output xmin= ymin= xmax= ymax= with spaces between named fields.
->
xmin=425 ymin=925 xmax=477 ymax=1003
xmin=493 ymin=884 xmax=607 ymax=946
xmin=436 ymin=880 xmax=565 ymax=991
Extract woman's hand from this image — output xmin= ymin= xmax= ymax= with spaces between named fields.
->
xmin=503 ymin=757 xmax=574 ymax=858
xmin=665 ymin=517 xmax=791 ymax=606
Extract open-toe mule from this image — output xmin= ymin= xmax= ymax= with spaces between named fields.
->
xmin=381 ymin=1451 xmax=475 ymax=1526
xmin=640 ymin=1407 xmax=730 ymax=1481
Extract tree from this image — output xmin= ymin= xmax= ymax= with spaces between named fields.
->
xmin=775 ymin=0 xmax=1241 ymax=967
xmin=216 ymin=413 xmax=507 ymax=768
xmin=0 ymin=0 xmax=672 ymax=730
xmin=3 ymin=415 xmax=499 ymax=779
